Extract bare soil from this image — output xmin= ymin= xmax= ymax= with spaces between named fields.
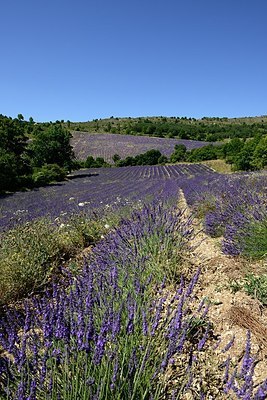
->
xmin=178 ymin=189 xmax=267 ymax=391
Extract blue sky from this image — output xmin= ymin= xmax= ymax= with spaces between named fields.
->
xmin=1 ymin=0 xmax=267 ymax=121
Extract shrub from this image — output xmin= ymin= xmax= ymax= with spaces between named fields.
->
xmin=84 ymin=156 xmax=109 ymax=168
xmin=0 ymin=219 xmax=61 ymax=304
xmin=32 ymin=164 xmax=67 ymax=186
xmin=223 ymin=217 xmax=267 ymax=259
xmin=230 ymin=274 xmax=267 ymax=305
xmin=0 ymin=214 xmax=111 ymax=305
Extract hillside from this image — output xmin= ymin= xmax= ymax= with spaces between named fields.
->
xmin=65 ymin=115 xmax=267 ymax=142
xmin=70 ymin=132 xmax=214 ymax=162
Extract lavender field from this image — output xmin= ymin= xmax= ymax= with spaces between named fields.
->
xmin=180 ymin=170 xmax=267 ymax=257
xmin=1 ymin=164 xmax=267 ymax=399
xmin=0 ymin=163 xmax=213 ymax=232
xmin=71 ymin=132 xmax=212 ymax=162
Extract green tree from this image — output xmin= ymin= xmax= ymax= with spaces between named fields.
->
xmin=158 ymin=155 xmax=168 ymax=164
xmin=252 ymin=136 xmax=267 ymax=169
xmin=170 ymin=144 xmax=187 ymax=163
xmin=30 ymin=124 xmax=76 ymax=171
xmin=0 ymin=149 xmax=19 ymax=191
xmin=0 ymin=116 xmax=31 ymax=191
xmin=233 ymin=139 xmax=259 ymax=171
xmin=17 ymin=113 xmax=24 ymax=121
xmin=186 ymin=145 xmax=218 ymax=162
xmin=139 ymin=149 xmax=162 ymax=165
xmin=0 ymin=116 xmax=28 ymax=157
xmin=112 ymin=154 xmax=121 ymax=163
xmin=32 ymin=164 xmax=67 ymax=186
xmin=222 ymin=138 xmax=244 ymax=164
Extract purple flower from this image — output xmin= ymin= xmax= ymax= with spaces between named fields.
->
xmin=222 ymin=335 xmax=235 ymax=352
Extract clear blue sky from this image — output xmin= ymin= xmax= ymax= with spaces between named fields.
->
xmin=1 ymin=0 xmax=267 ymax=122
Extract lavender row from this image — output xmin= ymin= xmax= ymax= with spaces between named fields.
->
xmin=0 ymin=164 xmax=214 ymax=232
xmin=1 ymin=202 xmax=265 ymax=399
xmin=181 ymin=171 xmax=267 ymax=257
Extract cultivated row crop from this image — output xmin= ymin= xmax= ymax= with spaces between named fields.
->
xmin=0 ymin=164 xmax=213 ymax=232
xmin=181 ymin=171 xmax=267 ymax=258
xmin=71 ymin=132 xmax=212 ymax=162
xmin=0 ymin=202 xmax=266 ymax=399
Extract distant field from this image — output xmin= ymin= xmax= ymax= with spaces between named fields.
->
xmin=71 ymin=132 xmax=213 ymax=162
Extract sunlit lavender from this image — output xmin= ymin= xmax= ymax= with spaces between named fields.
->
xmin=180 ymin=171 xmax=267 ymax=257
xmin=0 ymin=164 xmax=213 ymax=232
xmin=71 ymin=132 xmax=212 ymax=162
xmin=1 ymin=201 xmax=265 ymax=399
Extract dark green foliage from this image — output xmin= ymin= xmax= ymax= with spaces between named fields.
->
xmin=112 ymin=153 xmax=121 ymax=163
xmin=158 ymin=154 xmax=168 ymax=164
xmin=30 ymin=123 xmax=76 ymax=170
xmin=232 ymin=136 xmax=261 ymax=171
xmin=0 ymin=115 xmax=28 ymax=158
xmin=32 ymin=164 xmax=67 ymax=186
xmin=0 ymin=115 xmax=32 ymax=191
xmin=117 ymin=156 xmax=135 ymax=167
xmin=84 ymin=155 xmax=109 ymax=168
xmin=0 ymin=149 xmax=19 ymax=191
xmin=214 ymin=135 xmax=267 ymax=171
xmin=136 ymin=149 xmax=162 ymax=165
xmin=252 ymin=136 xmax=267 ymax=169
xmin=84 ymin=155 xmax=96 ymax=168
xmin=186 ymin=145 xmax=220 ymax=162
xmin=117 ymin=149 xmax=163 ymax=167
xmin=0 ymin=115 xmax=77 ymax=192
xmin=222 ymin=138 xmax=244 ymax=164
xmin=170 ymin=144 xmax=187 ymax=162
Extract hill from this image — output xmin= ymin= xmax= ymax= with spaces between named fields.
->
xmin=70 ymin=132 xmax=214 ymax=163
xmin=65 ymin=115 xmax=267 ymax=142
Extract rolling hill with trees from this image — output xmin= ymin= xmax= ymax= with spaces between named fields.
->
xmin=1 ymin=113 xmax=266 ymax=193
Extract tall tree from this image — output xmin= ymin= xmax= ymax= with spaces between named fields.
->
xmin=30 ymin=123 xmax=76 ymax=170
xmin=0 ymin=115 xmax=31 ymax=190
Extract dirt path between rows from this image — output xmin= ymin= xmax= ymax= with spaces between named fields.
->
xmin=178 ymin=189 xmax=267 ymax=388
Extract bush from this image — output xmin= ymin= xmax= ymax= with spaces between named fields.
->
xmin=0 ymin=214 xmax=113 ymax=305
xmin=33 ymin=164 xmax=67 ymax=186
xmin=0 ymin=219 xmax=61 ymax=304
xmin=170 ymin=144 xmax=187 ymax=163
xmin=117 ymin=149 xmax=163 ymax=167
xmin=30 ymin=123 xmax=76 ymax=170
xmin=84 ymin=156 xmax=109 ymax=168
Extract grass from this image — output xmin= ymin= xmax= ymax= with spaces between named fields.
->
xmin=201 ymin=159 xmax=233 ymax=174
xmin=0 ymin=207 xmax=132 ymax=306
xmin=230 ymin=273 xmax=267 ymax=305
xmin=242 ymin=218 xmax=267 ymax=260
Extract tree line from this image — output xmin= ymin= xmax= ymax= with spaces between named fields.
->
xmin=1 ymin=114 xmax=266 ymax=193
xmin=73 ymin=116 xmax=267 ymax=142
xmin=0 ymin=114 xmax=76 ymax=192
xmin=82 ymin=136 xmax=267 ymax=171
xmin=167 ymin=135 xmax=267 ymax=170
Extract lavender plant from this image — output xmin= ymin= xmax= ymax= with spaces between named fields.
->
xmin=71 ymin=132 xmax=211 ymax=163
xmin=0 ymin=201 xmax=267 ymax=399
xmin=0 ymin=202 xmax=199 ymax=399
xmin=181 ymin=171 xmax=267 ymax=257
xmin=0 ymin=164 xmax=212 ymax=232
